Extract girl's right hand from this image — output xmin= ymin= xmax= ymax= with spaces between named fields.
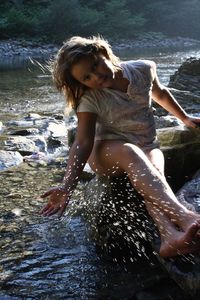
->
xmin=40 ymin=187 xmax=70 ymax=217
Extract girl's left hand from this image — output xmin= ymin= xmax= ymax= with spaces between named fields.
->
xmin=40 ymin=186 xmax=70 ymax=217
xmin=182 ymin=115 xmax=200 ymax=129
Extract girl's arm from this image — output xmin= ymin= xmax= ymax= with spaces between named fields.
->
xmin=40 ymin=112 xmax=97 ymax=217
xmin=151 ymin=61 xmax=200 ymax=128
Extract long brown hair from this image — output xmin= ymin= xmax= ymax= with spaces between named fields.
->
xmin=52 ymin=36 xmax=121 ymax=110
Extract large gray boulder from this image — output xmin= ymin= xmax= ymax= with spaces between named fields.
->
xmin=169 ymin=57 xmax=200 ymax=96
xmin=168 ymin=57 xmax=200 ymax=115
xmin=83 ymin=171 xmax=200 ymax=297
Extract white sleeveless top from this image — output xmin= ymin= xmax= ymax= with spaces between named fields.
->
xmin=76 ymin=60 xmax=159 ymax=150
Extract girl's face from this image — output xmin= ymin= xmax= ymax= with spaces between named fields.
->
xmin=71 ymin=53 xmax=115 ymax=89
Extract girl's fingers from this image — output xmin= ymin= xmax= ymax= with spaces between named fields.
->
xmin=40 ymin=203 xmax=51 ymax=214
xmin=42 ymin=205 xmax=59 ymax=217
xmin=40 ymin=189 xmax=54 ymax=198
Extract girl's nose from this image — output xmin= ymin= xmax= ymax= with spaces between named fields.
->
xmin=92 ymin=72 xmax=103 ymax=81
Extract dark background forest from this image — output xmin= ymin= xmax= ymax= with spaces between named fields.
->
xmin=0 ymin=0 xmax=200 ymax=42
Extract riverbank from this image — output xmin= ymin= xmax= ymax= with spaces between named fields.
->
xmin=0 ymin=36 xmax=200 ymax=58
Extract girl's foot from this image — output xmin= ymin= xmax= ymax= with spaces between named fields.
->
xmin=160 ymin=221 xmax=200 ymax=258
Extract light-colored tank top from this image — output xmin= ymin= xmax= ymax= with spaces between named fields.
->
xmin=76 ymin=60 xmax=159 ymax=150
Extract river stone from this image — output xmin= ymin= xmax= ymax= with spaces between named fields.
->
xmin=31 ymin=136 xmax=47 ymax=152
xmin=4 ymin=136 xmax=40 ymax=155
xmin=154 ymin=115 xmax=182 ymax=128
xmin=169 ymin=58 xmax=200 ymax=93
xmin=83 ymin=171 xmax=200 ymax=297
xmin=24 ymin=113 xmax=43 ymax=120
xmin=0 ymin=150 xmax=23 ymax=170
xmin=157 ymin=126 xmax=200 ymax=190
xmin=157 ymin=125 xmax=200 ymax=147
xmin=10 ymin=128 xmax=40 ymax=136
xmin=47 ymin=121 xmax=67 ymax=137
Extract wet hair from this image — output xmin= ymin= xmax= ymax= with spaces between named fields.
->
xmin=52 ymin=36 xmax=121 ymax=110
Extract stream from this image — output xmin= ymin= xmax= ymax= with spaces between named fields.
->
xmin=0 ymin=47 xmax=200 ymax=300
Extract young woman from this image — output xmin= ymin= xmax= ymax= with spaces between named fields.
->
xmin=41 ymin=36 xmax=200 ymax=258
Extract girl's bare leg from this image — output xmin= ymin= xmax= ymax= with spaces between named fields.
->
xmin=88 ymin=140 xmax=200 ymax=257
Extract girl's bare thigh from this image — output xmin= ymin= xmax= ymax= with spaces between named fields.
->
xmin=88 ymin=140 xmax=165 ymax=177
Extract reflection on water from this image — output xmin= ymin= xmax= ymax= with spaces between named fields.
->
xmin=1 ymin=48 xmax=199 ymax=299
xmin=0 ymin=164 xmax=98 ymax=299
xmin=0 ymin=164 xmax=177 ymax=299
xmin=0 ymin=59 xmax=64 ymax=120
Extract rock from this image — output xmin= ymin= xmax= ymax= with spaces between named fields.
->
xmin=4 ymin=136 xmax=40 ymax=156
xmin=166 ymin=58 xmax=200 ymax=116
xmin=157 ymin=125 xmax=200 ymax=147
xmin=10 ymin=128 xmax=40 ymax=136
xmin=47 ymin=121 xmax=67 ymax=137
xmin=0 ymin=39 xmax=58 ymax=59
xmin=0 ymin=150 xmax=23 ymax=170
xmin=169 ymin=57 xmax=200 ymax=96
xmin=157 ymin=126 xmax=200 ymax=190
xmin=24 ymin=113 xmax=43 ymax=121
xmin=154 ymin=115 xmax=182 ymax=128
xmin=83 ymin=171 xmax=200 ymax=297
xmin=31 ymin=136 xmax=47 ymax=152
xmin=47 ymin=136 xmax=65 ymax=152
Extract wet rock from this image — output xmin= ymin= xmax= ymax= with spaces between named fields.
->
xmin=157 ymin=126 xmax=200 ymax=190
xmin=83 ymin=171 xmax=200 ymax=297
xmin=157 ymin=125 xmax=200 ymax=147
xmin=47 ymin=121 xmax=67 ymax=138
xmin=10 ymin=128 xmax=40 ymax=136
xmin=0 ymin=150 xmax=23 ymax=170
xmin=24 ymin=113 xmax=43 ymax=121
xmin=8 ymin=118 xmax=47 ymax=128
xmin=169 ymin=57 xmax=200 ymax=96
xmin=52 ymin=114 xmax=64 ymax=120
xmin=5 ymin=136 xmax=40 ymax=156
xmin=166 ymin=58 xmax=200 ymax=115
xmin=31 ymin=136 xmax=47 ymax=152
xmin=154 ymin=115 xmax=182 ymax=128
xmin=47 ymin=136 xmax=65 ymax=151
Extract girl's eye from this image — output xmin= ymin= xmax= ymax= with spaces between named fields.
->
xmin=83 ymin=74 xmax=91 ymax=82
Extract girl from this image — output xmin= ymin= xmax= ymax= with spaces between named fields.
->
xmin=41 ymin=36 xmax=200 ymax=258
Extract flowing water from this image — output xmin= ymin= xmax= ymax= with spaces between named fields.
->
xmin=1 ymin=47 xmax=200 ymax=300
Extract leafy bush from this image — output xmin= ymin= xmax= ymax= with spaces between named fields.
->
xmin=0 ymin=0 xmax=200 ymax=41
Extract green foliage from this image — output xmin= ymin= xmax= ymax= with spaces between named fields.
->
xmin=144 ymin=0 xmax=200 ymax=39
xmin=0 ymin=0 xmax=200 ymax=41
xmin=39 ymin=0 xmax=82 ymax=42
xmin=97 ymin=0 xmax=145 ymax=39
